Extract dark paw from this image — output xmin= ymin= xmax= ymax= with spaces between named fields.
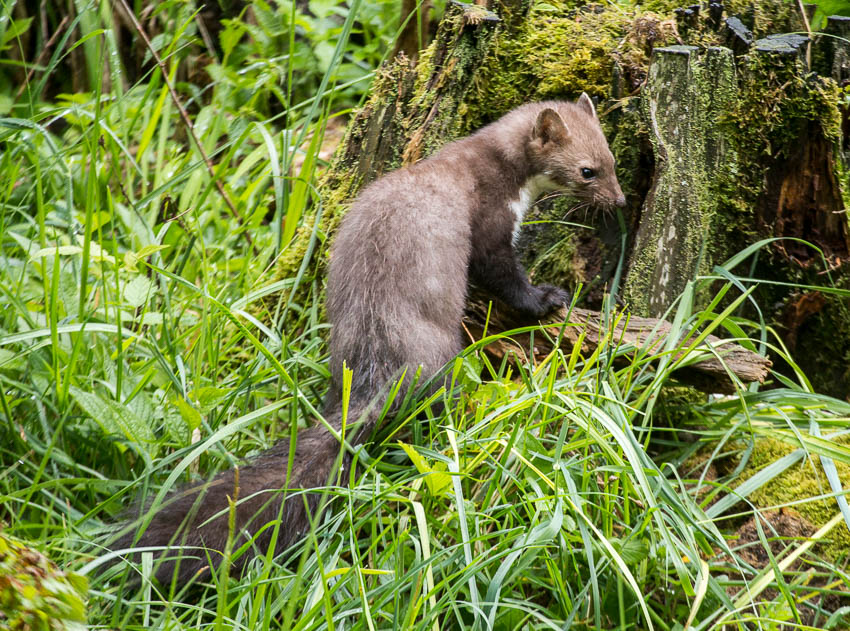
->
xmin=535 ymin=284 xmax=570 ymax=316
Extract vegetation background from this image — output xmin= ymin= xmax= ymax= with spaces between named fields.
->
xmin=1 ymin=0 xmax=850 ymax=629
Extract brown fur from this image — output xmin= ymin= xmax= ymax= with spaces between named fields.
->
xmin=113 ymin=96 xmax=624 ymax=583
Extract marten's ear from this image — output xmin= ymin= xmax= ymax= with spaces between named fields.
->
xmin=533 ymin=108 xmax=570 ymax=146
xmin=577 ymin=92 xmax=597 ymax=118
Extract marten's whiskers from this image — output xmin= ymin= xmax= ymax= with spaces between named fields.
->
xmin=563 ymin=200 xmax=591 ymax=219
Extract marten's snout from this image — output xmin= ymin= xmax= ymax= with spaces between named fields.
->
xmin=615 ymin=194 xmax=626 ymax=207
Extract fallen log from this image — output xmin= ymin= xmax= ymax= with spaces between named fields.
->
xmin=464 ymin=292 xmax=772 ymax=394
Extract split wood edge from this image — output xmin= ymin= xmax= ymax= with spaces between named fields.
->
xmin=464 ymin=297 xmax=772 ymax=394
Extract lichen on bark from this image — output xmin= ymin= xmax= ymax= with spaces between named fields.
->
xmin=622 ymin=45 xmax=737 ymax=316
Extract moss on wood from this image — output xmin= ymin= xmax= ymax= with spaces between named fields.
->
xmin=737 ymin=437 xmax=850 ymax=561
xmin=247 ymin=0 xmax=850 ymax=575
xmin=262 ymin=0 xmax=850 ymax=397
xmin=463 ymin=1 xmax=677 ymax=132
xmin=622 ymin=45 xmax=737 ymax=316
xmin=267 ymin=1 xmax=500 ymax=324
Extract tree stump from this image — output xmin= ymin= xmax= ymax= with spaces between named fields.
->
xmin=623 ymin=45 xmax=737 ymax=317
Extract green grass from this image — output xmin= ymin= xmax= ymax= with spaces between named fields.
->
xmin=1 ymin=2 xmax=850 ymax=629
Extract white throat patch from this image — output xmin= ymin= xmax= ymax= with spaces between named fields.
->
xmin=508 ymin=174 xmax=559 ymax=244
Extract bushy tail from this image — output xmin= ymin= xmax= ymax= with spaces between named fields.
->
xmin=111 ymin=402 xmax=377 ymax=584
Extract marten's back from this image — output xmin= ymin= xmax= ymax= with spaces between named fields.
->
xmin=326 ymin=156 xmax=476 ymax=404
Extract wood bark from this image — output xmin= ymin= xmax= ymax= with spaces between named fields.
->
xmin=623 ymin=45 xmax=737 ymax=316
xmin=464 ymin=293 xmax=771 ymax=394
xmin=316 ymin=0 xmax=501 ymax=209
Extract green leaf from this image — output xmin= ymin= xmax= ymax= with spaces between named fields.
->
xmin=161 ymin=406 xmax=189 ymax=446
xmin=1 ymin=16 xmax=33 ymax=47
xmin=193 ymin=386 xmax=232 ymax=413
xmin=122 ymin=275 xmax=153 ymax=308
xmin=29 ymin=245 xmax=83 ymax=260
xmin=0 ymin=348 xmax=24 ymax=371
xmin=617 ymin=538 xmax=650 ymax=565
xmin=175 ymin=396 xmax=203 ymax=431
xmin=219 ymin=19 xmax=247 ymax=59
xmin=69 ymin=386 xmax=155 ymax=454
xmin=135 ymin=244 xmax=169 ymax=259
xmin=139 ymin=311 xmax=163 ymax=326
xmin=398 ymin=442 xmax=452 ymax=497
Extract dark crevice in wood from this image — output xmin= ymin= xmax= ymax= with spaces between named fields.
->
xmin=760 ymin=125 xmax=849 ymax=264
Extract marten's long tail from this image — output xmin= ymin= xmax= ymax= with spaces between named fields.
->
xmin=112 ymin=402 xmax=376 ymax=584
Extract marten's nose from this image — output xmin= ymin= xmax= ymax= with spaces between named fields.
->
xmin=615 ymin=194 xmax=626 ymax=207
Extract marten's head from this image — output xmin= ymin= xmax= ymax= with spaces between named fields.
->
xmin=526 ymin=94 xmax=626 ymax=209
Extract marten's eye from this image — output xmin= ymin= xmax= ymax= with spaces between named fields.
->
xmin=580 ymin=168 xmax=595 ymax=180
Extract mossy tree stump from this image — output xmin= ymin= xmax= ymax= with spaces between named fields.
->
xmin=262 ymin=2 xmax=850 ymax=556
xmin=267 ymin=0 xmax=850 ymax=590
xmin=274 ymin=0 xmax=501 ymax=307
xmin=623 ymin=45 xmax=737 ymax=316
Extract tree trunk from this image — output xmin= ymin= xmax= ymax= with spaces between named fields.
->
xmin=622 ymin=45 xmax=737 ymax=316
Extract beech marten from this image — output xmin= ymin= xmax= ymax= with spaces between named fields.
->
xmin=113 ymin=95 xmax=625 ymax=583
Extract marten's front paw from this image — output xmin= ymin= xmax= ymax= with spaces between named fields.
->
xmin=535 ymin=284 xmax=570 ymax=316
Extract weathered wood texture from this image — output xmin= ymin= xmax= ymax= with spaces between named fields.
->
xmin=819 ymin=16 xmax=850 ymax=85
xmin=464 ymin=293 xmax=771 ymax=394
xmin=749 ymin=34 xmax=849 ymax=262
xmin=623 ymin=45 xmax=737 ymax=316
xmin=323 ymin=0 xmax=500 ymax=193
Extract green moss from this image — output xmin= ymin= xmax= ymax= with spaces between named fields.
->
xmin=721 ymin=46 xmax=841 ymax=231
xmin=742 ymin=437 xmax=850 ymax=560
xmin=464 ymin=2 xmax=677 ymax=131
xmin=622 ymin=45 xmax=738 ymax=314
xmin=653 ymin=386 xmax=709 ymax=428
xmin=724 ymin=0 xmax=804 ymax=37
xmin=734 ymin=55 xmax=841 ymax=158
xmin=709 ymin=48 xmax=850 ymax=397
xmin=606 ymin=97 xmax=651 ymax=200
xmin=401 ymin=4 xmax=500 ymax=162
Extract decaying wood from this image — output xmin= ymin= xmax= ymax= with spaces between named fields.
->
xmin=325 ymin=0 xmax=500 ymax=192
xmin=464 ymin=292 xmax=772 ymax=394
xmin=752 ymin=36 xmax=850 ymax=264
xmin=305 ymin=0 xmax=847 ymax=396
xmin=622 ymin=45 xmax=737 ymax=317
